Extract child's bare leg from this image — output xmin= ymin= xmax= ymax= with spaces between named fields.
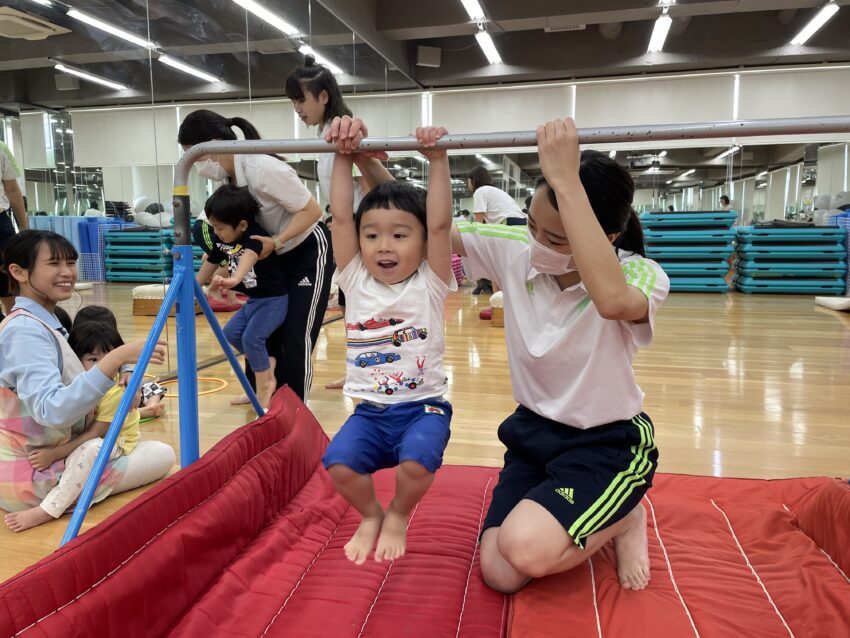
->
xmin=4 ymin=506 xmax=54 ymax=532
xmin=374 ymin=460 xmax=434 ymax=563
xmin=327 ymin=464 xmax=384 ymax=565
xmin=254 ymin=357 xmax=277 ymax=409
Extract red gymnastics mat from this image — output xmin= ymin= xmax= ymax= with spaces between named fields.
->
xmin=1 ymin=389 xmax=847 ymax=637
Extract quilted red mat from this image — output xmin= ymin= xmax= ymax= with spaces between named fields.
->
xmin=1 ymin=387 xmax=846 ymax=638
xmin=509 ymin=475 xmax=850 ymax=638
xmin=0 ymin=388 xmax=506 ymax=638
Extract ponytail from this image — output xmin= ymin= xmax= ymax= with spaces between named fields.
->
xmin=285 ymin=54 xmax=352 ymax=127
xmin=228 ymin=116 xmax=262 ymax=141
xmin=615 ymin=209 xmax=645 ymax=257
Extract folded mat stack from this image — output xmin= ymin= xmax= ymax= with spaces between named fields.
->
xmin=105 ymin=228 xmax=203 ymax=283
xmin=733 ymin=226 xmax=847 ymax=295
xmin=641 ymin=211 xmax=737 ymax=292
xmin=2 ymin=389 xmax=847 ymax=637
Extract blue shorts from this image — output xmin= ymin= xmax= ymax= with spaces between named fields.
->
xmin=322 ymin=398 xmax=452 ymax=474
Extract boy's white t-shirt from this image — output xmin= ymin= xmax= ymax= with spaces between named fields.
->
xmin=337 ymin=254 xmax=457 ymax=403
xmin=233 ymin=153 xmax=314 ymax=254
xmin=458 ymin=222 xmax=669 ymax=429
xmin=472 ymin=185 xmax=526 ymax=225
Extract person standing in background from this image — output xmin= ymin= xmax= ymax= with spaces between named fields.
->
xmin=1 ymin=141 xmax=29 ymax=318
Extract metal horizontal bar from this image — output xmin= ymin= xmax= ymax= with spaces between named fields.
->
xmin=171 ymin=115 xmax=850 ymax=243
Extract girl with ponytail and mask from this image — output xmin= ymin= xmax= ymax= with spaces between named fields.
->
xmin=285 ymin=55 xmax=394 ymax=390
xmin=452 ymin=117 xmax=669 ymax=594
xmin=178 ymin=109 xmax=331 ymax=403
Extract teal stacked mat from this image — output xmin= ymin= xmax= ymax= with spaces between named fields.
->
xmin=733 ymin=227 xmax=847 ymax=295
xmin=105 ymin=229 xmax=203 ymax=282
xmin=641 ymin=211 xmax=737 ymax=292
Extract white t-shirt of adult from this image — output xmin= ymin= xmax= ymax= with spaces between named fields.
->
xmin=233 ymin=153 xmax=314 ymax=254
xmin=318 ymin=123 xmax=364 ymax=211
xmin=1 ymin=142 xmax=22 ymax=211
xmin=337 ymin=254 xmax=457 ymax=404
xmin=472 ymin=185 xmax=526 ymax=225
xmin=458 ymin=222 xmax=669 ymax=429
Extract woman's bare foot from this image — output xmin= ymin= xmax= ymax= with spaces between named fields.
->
xmin=5 ymin=506 xmax=54 ymax=532
xmin=345 ymin=512 xmax=385 ymax=565
xmin=139 ymin=402 xmax=165 ymax=420
xmin=230 ymin=395 xmax=251 ymax=406
xmin=325 ymin=375 xmax=346 ymax=390
xmin=374 ymin=508 xmax=408 ymax=563
xmin=613 ymin=503 xmax=651 ymax=590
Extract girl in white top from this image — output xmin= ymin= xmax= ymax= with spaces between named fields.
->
xmin=285 ymin=55 xmax=395 ymax=390
xmin=178 ymin=110 xmax=330 ymax=402
xmin=452 ymin=118 xmax=669 ymax=594
xmin=467 ymin=165 xmax=526 ymax=225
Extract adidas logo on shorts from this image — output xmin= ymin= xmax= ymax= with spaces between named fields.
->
xmin=297 ymin=277 xmax=312 ymax=287
xmin=555 ymin=487 xmax=574 ymax=504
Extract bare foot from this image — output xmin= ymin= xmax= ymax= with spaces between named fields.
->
xmin=257 ymin=380 xmax=277 ymax=410
xmin=345 ymin=512 xmax=385 ymax=565
xmin=5 ymin=506 xmax=54 ymax=532
xmin=325 ymin=375 xmax=346 ymax=390
xmin=139 ymin=402 xmax=165 ymax=419
xmin=230 ymin=395 xmax=250 ymax=406
xmin=374 ymin=509 xmax=408 ymax=563
xmin=613 ymin=503 xmax=651 ymax=590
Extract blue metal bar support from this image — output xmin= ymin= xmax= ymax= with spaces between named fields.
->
xmin=193 ymin=279 xmax=265 ymax=417
xmin=174 ymin=245 xmax=200 ymax=467
xmin=61 ymin=270 xmax=183 ymax=545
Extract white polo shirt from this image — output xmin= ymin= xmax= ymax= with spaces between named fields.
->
xmin=472 ymin=185 xmax=526 ymax=225
xmin=233 ymin=153 xmax=314 ymax=254
xmin=458 ymin=222 xmax=669 ymax=429
xmin=1 ymin=142 xmax=21 ymax=211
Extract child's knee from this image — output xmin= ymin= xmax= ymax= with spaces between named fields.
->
xmin=497 ymin=523 xmax=574 ymax=579
xmin=397 ymin=460 xmax=432 ymax=481
xmin=327 ymin=463 xmax=361 ymax=484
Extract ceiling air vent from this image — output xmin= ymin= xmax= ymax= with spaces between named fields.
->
xmin=0 ymin=7 xmax=70 ymax=41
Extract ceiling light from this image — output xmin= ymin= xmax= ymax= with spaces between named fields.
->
xmin=159 ymin=55 xmax=220 ymax=83
xmin=666 ymin=180 xmax=673 ymax=184
xmin=67 ymin=9 xmax=157 ymax=49
xmin=716 ymin=145 xmax=741 ymax=160
xmin=756 ymin=170 xmax=768 ymax=178
xmin=681 ymin=168 xmax=696 ymax=177
xmin=54 ymin=62 xmax=127 ymax=91
xmin=790 ymin=2 xmax=839 ymax=46
xmin=474 ymin=29 xmax=502 ymax=64
xmin=647 ymin=8 xmax=672 ymax=53
xmin=658 ymin=150 xmax=667 ymax=157
xmin=64 ymin=129 xmax=73 ymax=134
xmin=459 ymin=0 xmax=486 ymax=21
xmin=232 ymin=0 xmax=299 ymax=36
xmin=298 ymin=45 xmax=343 ymax=75
xmin=609 ymin=150 xmax=617 ymax=159
xmin=28 ymin=0 xmax=53 ymax=7
xmin=413 ymin=155 xmax=428 ymax=163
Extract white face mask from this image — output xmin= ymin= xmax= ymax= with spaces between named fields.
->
xmin=528 ymin=230 xmax=576 ymax=275
xmin=196 ymin=158 xmax=228 ymax=181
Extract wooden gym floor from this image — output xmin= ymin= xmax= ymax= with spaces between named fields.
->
xmin=1 ymin=283 xmax=848 ymax=581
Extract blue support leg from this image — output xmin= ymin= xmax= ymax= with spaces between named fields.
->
xmin=174 ymin=245 xmax=200 ymax=467
xmin=193 ymin=279 xmax=265 ymax=417
xmin=61 ymin=270 xmax=183 ymax=546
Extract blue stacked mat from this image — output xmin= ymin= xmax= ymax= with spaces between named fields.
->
xmin=641 ymin=211 xmax=736 ymax=292
xmin=105 ymin=229 xmax=202 ymax=283
xmin=733 ymin=226 xmax=847 ymax=295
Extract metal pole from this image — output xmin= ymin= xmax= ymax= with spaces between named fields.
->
xmin=171 ymin=114 xmax=850 ymax=233
xmin=173 ymin=248 xmax=200 ymax=467
xmin=61 ymin=275 xmax=182 ymax=545
xmin=193 ymin=278 xmax=265 ymax=417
